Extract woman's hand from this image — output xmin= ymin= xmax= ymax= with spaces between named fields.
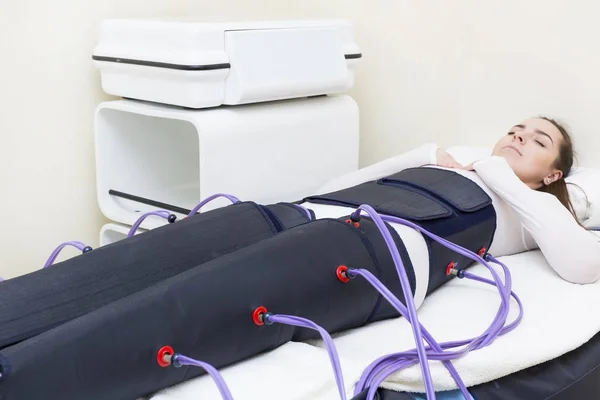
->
xmin=436 ymin=148 xmax=468 ymax=169
xmin=463 ymin=162 xmax=475 ymax=171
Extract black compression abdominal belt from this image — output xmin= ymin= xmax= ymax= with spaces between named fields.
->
xmin=0 ymin=167 xmax=496 ymax=400
xmin=305 ymin=167 xmax=497 ymax=294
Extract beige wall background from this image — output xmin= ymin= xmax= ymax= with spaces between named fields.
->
xmin=1 ymin=0 xmax=598 ymax=278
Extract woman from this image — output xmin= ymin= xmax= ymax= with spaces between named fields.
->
xmin=305 ymin=116 xmax=600 ymax=297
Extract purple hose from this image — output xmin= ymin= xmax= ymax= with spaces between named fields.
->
xmin=350 ymin=204 xmax=436 ymax=399
xmin=264 ymin=313 xmax=347 ymax=400
xmin=350 ymin=266 xmax=521 ymax=399
xmin=379 ymin=214 xmax=512 ymax=347
xmin=164 ymin=311 xmax=348 ymax=400
xmin=347 ymin=268 xmax=469 ymax=398
xmin=128 ymin=210 xmax=176 ymax=237
xmin=188 ymin=193 xmax=241 ymax=217
xmin=130 ymin=193 xmax=240 ymax=235
xmin=346 ymin=207 xmax=519 ymax=399
xmin=43 ymin=241 xmax=92 ymax=268
xmin=171 ymin=354 xmax=234 ymax=400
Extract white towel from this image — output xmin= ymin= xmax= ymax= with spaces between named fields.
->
xmin=324 ymin=247 xmax=600 ymax=393
xmin=150 ymin=342 xmax=365 ymax=400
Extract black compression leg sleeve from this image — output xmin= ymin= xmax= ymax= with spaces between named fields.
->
xmin=0 ymin=218 xmax=415 ymax=400
xmin=0 ymin=201 xmax=310 ymax=349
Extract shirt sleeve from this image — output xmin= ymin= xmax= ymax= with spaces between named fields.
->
xmin=314 ymin=143 xmax=439 ymax=194
xmin=472 ymin=156 xmax=600 ymax=284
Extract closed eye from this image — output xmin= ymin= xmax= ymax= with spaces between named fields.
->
xmin=508 ymin=131 xmax=547 ymax=147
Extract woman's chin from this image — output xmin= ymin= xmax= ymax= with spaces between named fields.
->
xmin=495 ymin=149 xmax=521 ymax=163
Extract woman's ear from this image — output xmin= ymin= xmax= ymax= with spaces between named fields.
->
xmin=544 ymin=169 xmax=564 ymax=185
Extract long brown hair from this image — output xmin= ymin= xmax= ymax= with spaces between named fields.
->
xmin=536 ymin=117 xmax=579 ymax=220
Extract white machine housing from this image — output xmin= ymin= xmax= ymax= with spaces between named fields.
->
xmin=95 ymin=95 xmax=359 ymax=230
xmin=99 ymin=222 xmax=139 ymax=247
xmin=92 ymin=19 xmax=361 ymax=108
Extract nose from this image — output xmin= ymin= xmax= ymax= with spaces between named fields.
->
xmin=513 ymin=132 xmax=525 ymax=144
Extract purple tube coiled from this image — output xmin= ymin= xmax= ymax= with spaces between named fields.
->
xmin=347 ymin=268 xmax=470 ymax=398
xmin=348 ymin=265 xmax=521 ymax=399
xmin=350 ymin=205 xmax=437 ymax=398
xmin=379 ymin=214 xmax=512 ymax=348
xmin=344 ymin=206 xmax=521 ymax=400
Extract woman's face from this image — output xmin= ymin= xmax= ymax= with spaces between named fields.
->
xmin=492 ymin=117 xmax=564 ymax=189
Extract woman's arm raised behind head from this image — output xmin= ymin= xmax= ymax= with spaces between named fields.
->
xmin=473 ymin=156 xmax=600 ymax=284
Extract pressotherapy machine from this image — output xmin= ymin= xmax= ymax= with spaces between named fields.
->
xmin=0 ymin=18 xmax=526 ymax=400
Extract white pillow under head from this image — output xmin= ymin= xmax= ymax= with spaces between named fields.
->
xmin=566 ymin=167 xmax=600 ymax=229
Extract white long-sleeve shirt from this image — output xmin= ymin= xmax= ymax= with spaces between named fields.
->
xmin=307 ymin=143 xmax=600 ymax=287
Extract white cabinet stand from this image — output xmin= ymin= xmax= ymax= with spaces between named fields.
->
xmin=95 ymin=95 xmax=359 ymax=230
xmin=92 ymin=18 xmax=362 ymax=240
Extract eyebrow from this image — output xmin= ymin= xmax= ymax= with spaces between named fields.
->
xmin=513 ymin=124 xmax=554 ymax=143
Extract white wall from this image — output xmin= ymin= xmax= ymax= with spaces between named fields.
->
xmin=1 ymin=0 xmax=599 ymax=278
xmin=265 ymin=0 xmax=600 ymax=168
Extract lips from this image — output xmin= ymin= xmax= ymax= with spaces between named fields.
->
xmin=504 ymin=145 xmax=522 ymax=155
